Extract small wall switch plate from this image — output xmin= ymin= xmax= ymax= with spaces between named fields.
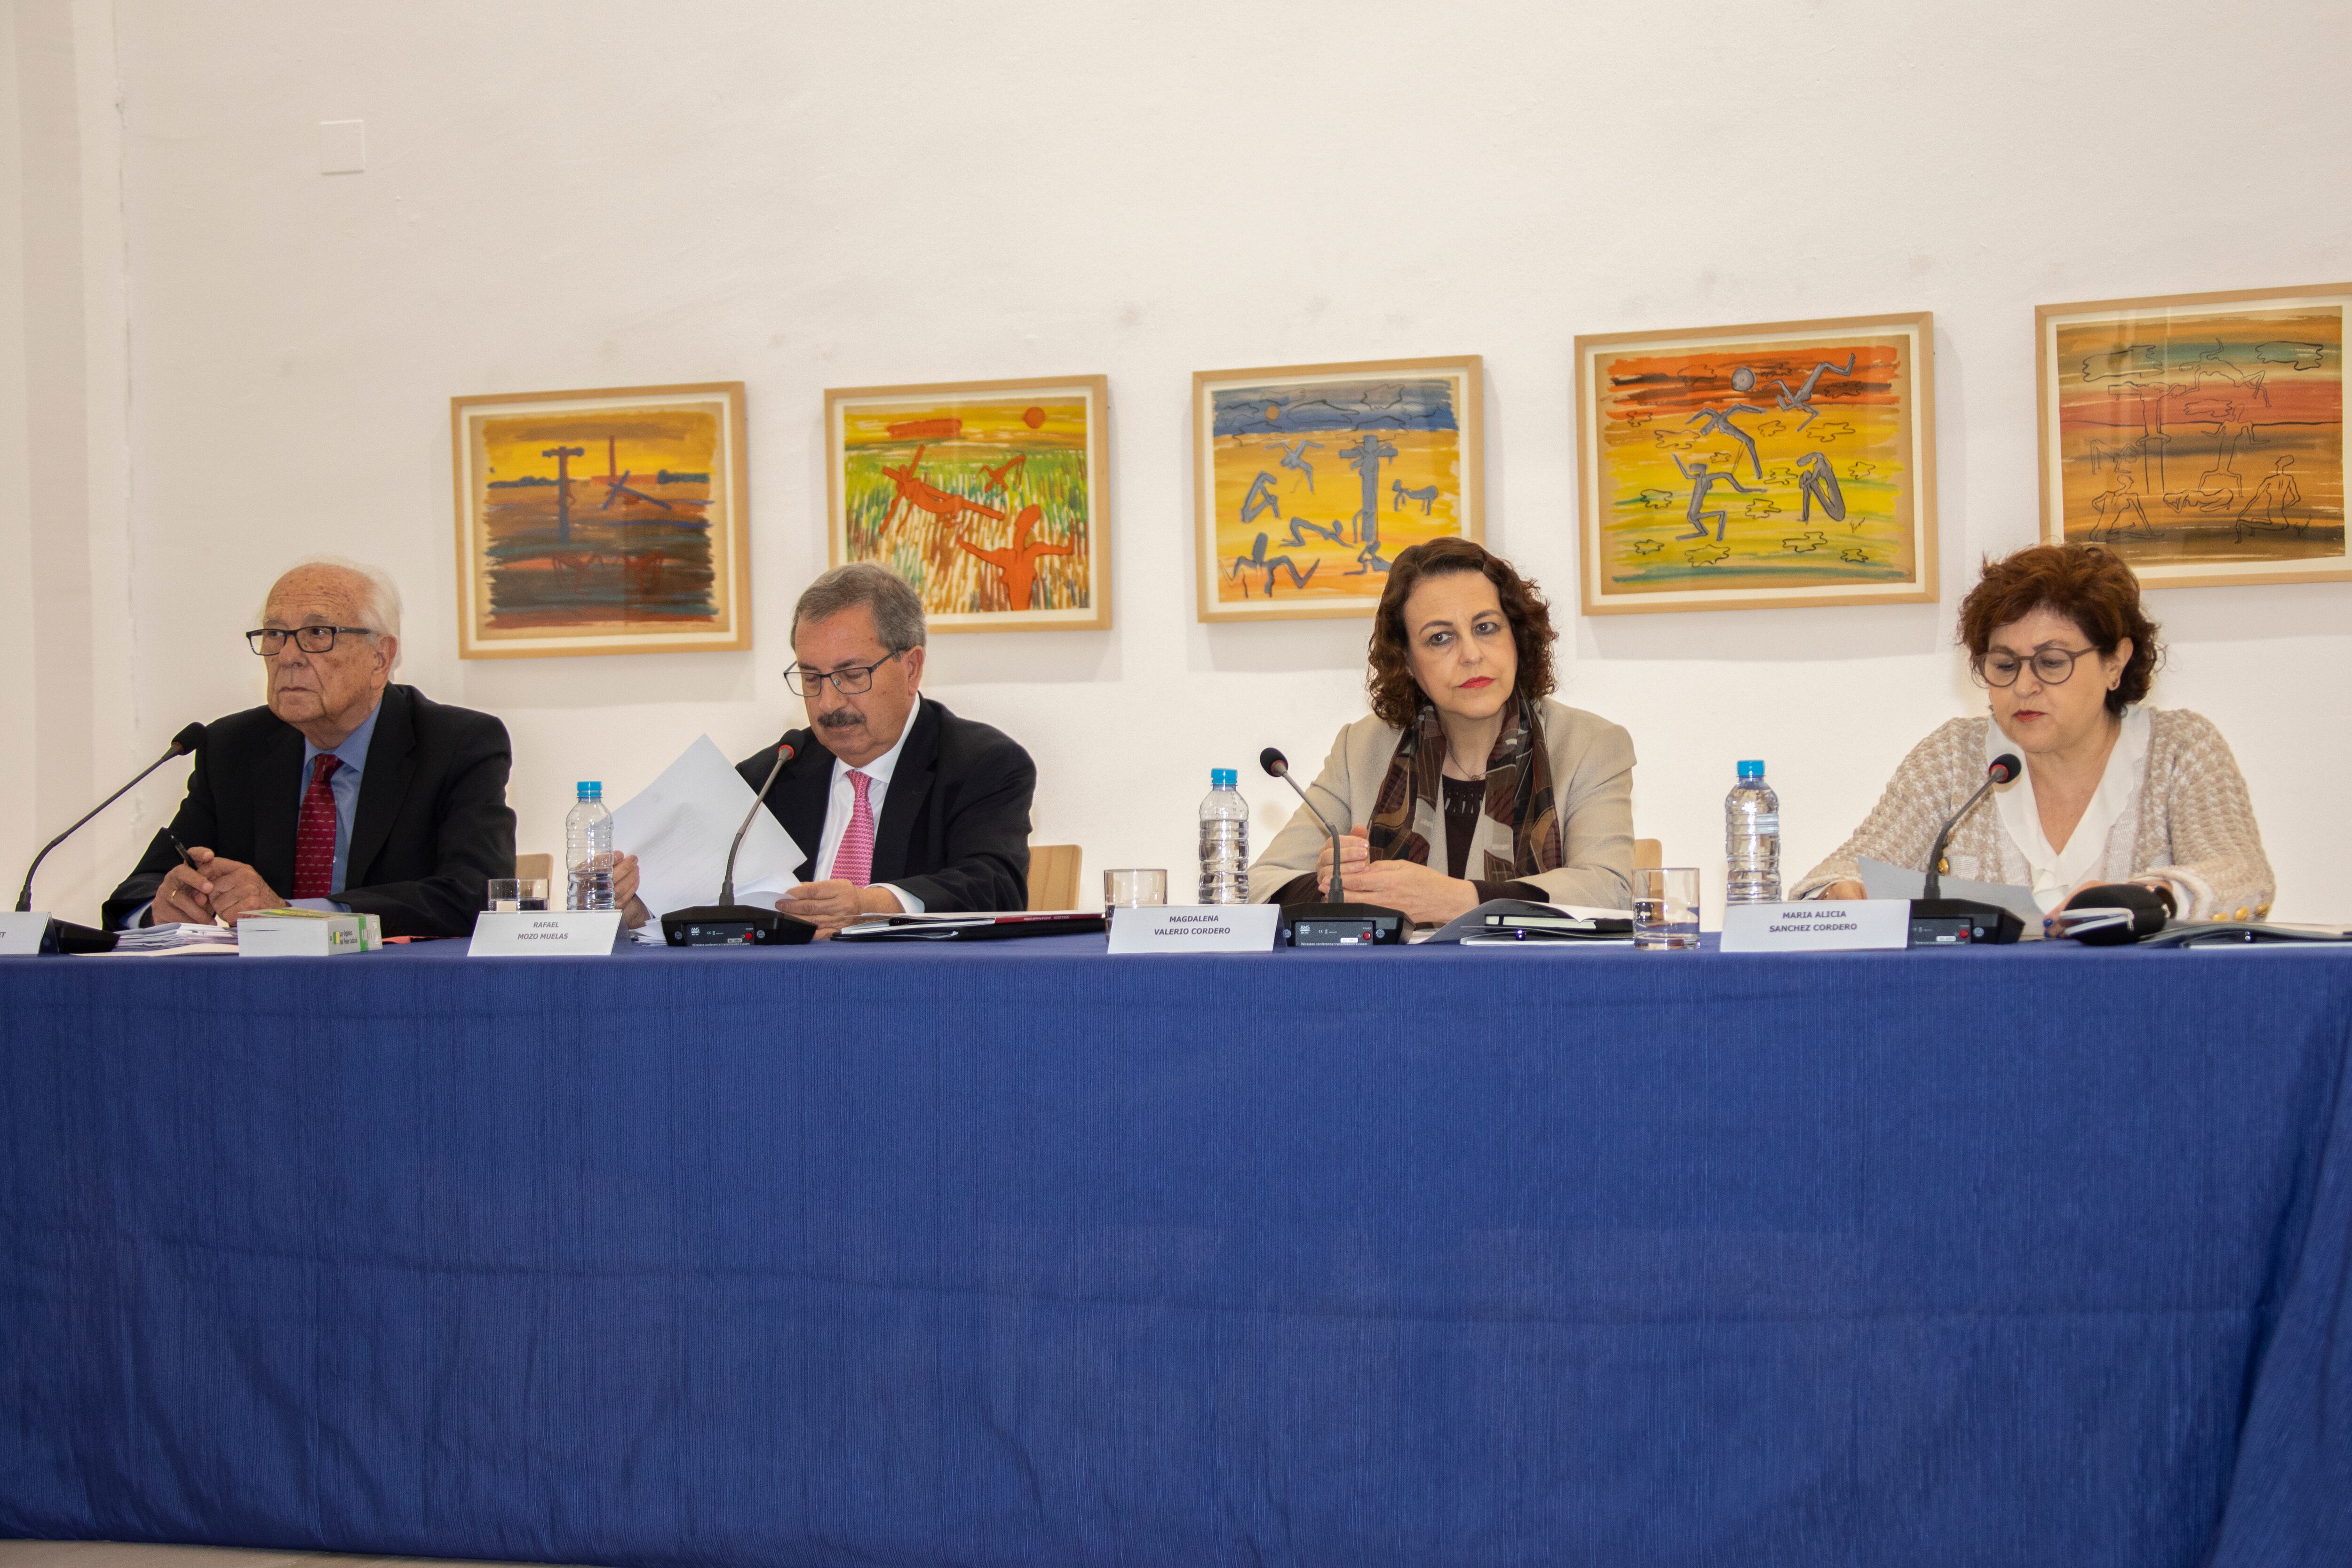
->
xmin=318 ymin=120 xmax=366 ymax=175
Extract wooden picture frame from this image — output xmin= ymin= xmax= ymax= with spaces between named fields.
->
xmin=1575 ymin=314 xmax=1937 ymax=616
xmin=451 ymin=382 xmax=750 ymax=659
xmin=825 ymin=375 xmax=1111 ymax=634
xmin=2035 ymin=283 xmax=2348 ymax=589
xmin=1192 ymin=356 xmax=1482 ymax=623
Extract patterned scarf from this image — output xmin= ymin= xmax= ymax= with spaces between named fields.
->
xmin=1366 ymin=696 xmax=1562 ymax=882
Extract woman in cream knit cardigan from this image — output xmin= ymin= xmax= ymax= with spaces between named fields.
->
xmin=1795 ymin=543 xmax=2273 ymax=921
xmin=1249 ymin=539 xmax=1636 ymax=921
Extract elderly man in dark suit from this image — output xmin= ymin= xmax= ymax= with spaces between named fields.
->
xmin=104 ymin=558 xmax=515 ymax=938
xmin=616 ymin=563 xmax=1035 ymax=934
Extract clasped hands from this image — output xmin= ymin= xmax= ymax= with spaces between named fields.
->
xmin=612 ymin=852 xmax=904 ymax=938
xmin=1316 ymin=825 xmax=1479 ymax=926
xmin=151 ymin=847 xmax=282 ymax=925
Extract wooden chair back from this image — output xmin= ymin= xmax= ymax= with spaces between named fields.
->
xmin=1633 ymin=838 xmax=1663 ymax=871
xmin=1027 ymin=844 xmax=1083 ymax=911
xmin=516 ymin=852 xmax=555 ymax=883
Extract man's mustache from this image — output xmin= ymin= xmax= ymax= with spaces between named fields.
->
xmin=816 ymin=707 xmax=864 ymax=729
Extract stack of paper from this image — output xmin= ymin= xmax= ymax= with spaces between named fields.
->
xmin=101 ymin=923 xmax=238 ymax=956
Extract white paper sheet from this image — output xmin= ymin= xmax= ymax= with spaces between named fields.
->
xmin=610 ymin=736 xmax=805 ymax=918
xmin=1858 ymin=855 xmax=2045 ymax=927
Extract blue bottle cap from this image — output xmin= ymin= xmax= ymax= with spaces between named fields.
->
xmin=578 ymin=781 xmax=603 ymax=798
xmin=1737 ymin=760 xmax=1764 ymax=779
xmin=1211 ymin=768 xmax=1237 ymax=789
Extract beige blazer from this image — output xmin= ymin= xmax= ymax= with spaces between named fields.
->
xmin=1792 ymin=708 xmax=2275 ymax=920
xmin=1248 ymin=698 xmax=1637 ymax=910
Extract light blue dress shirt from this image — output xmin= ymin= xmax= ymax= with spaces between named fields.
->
xmin=288 ymin=698 xmax=382 ymax=911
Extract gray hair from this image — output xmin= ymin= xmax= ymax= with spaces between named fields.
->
xmin=792 ymin=562 xmax=927 ymax=652
xmin=263 ymin=556 xmax=405 ymax=669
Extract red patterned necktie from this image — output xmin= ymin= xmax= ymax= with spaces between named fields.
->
xmin=833 ymin=770 xmax=875 ymax=887
xmin=293 ymin=754 xmax=342 ymax=898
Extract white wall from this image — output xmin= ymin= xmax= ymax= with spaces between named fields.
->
xmin=10 ymin=0 xmax=2351 ymax=923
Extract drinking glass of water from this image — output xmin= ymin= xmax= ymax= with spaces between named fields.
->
xmin=1633 ymin=867 xmax=1701 ymax=950
xmin=487 ymin=878 xmax=550 ymax=912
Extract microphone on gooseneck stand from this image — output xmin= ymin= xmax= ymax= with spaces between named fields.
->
xmin=660 ymin=740 xmax=819 ymax=947
xmin=1260 ymin=746 xmax=1406 ymax=948
xmin=1909 ymin=751 xmax=2026 ymax=946
xmin=14 ymin=722 xmax=207 ymax=953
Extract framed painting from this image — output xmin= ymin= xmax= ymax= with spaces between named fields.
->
xmin=825 ymin=375 xmax=1110 ymax=633
xmin=1192 ymin=356 xmax=1482 ymax=623
xmin=450 ymin=382 xmax=750 ymax=659
xmin=1575 ymin=314 xmax=1937 ymax=615
xmin=2036 ymin=283 xmax=2348 ymax=588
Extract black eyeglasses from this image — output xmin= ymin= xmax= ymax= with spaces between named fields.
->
xmin=784 ymin=648 xmax=903 ymax=696
xmin=246 ymin=626 xmax=376 ymax=655
xmin=1973 ymin=644 xmax=2098 ymax=688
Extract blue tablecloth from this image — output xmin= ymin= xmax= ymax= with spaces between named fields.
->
xmin=4 ymin=936 xmax=2350 ymax=1567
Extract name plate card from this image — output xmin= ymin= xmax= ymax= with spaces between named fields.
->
xmin=469 ymin=910 xmax=624 ymax=956
xmin=0 ymin=912 xmax=51 ymax=956
xmin=1107 ymin=904 xmax=1281 ymax=955
xmin=1719 ymin=900 xmax=1911 ymax=953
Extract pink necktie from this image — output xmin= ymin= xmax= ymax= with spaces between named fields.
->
xmin=834 ymin=770 xmax=875 ymax=887
xmin=293 ymin=754 xmax=342 ymax=898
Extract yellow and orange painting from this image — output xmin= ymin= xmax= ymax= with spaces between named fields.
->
xmin=451 ymin=383 xmax=749 ymax=659
xmin=1577 ymin=317 xmax=1936 ymax=615
xmin=2039 ymin=286 xmax=2347 ymax=587
xmin=827 ymin=377 xmax=1109 ymax=633
xmin=1193 ymin=358 xmax=1482 ymax=622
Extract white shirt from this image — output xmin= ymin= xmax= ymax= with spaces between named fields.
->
xmin=1991 ymin=704 xmax=2151 ymax=913
xmin=812 ymin=696 xmax=924 ymax=912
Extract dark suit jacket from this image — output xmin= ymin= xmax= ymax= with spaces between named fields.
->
xmin=739 ymin=697 xmax=1033 ymax=913
xmin=104 ymin=683 xmax=516 ymax=938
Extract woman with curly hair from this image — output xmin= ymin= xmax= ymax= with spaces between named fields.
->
xmin=1248 ymin=538 xmax=1637 ymax=923
xmin=1796 ymin=541 xmax=2274 ymax=920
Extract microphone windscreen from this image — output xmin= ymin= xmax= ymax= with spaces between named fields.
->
xmin=170 ymin=722 xmax=207 ymax=755
xmin=1259 ymin=747 xmax=1288 ymax=777
xmin=2059 ymin=883 xmax=2169 ymax=945
xmin=1988 ymin=752 xmax=2022 ymax=784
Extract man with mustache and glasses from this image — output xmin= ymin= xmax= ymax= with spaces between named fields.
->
xmin=616 ymin=563 xmax=1035 ymax=935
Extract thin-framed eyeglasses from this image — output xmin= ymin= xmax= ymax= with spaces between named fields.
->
xmin=246 ymin=625 xmax=375 ymax=655
xmin=1972 ymin=644 xmax=2099 ymax=688
xmin=784 ymin=648 xmax=903 ymax=697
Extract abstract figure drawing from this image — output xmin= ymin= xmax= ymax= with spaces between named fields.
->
xmin=880 ymin=444 xmax=1007 ymax=533
xmin=2234 ymin=456 xmax=2302 ymax=539
xmin=1230 ymin=532 xmax=1318 ymax=596
xmin=1773 ymin=355 xmax=1857 ymax=430
xmin=1279 ymin=439 xmax=1324 ymax=492
xmin=1342 ymin=432 xmax=1400 ymax=554
xmin=1685 ymin=404 xmax=1766 ymax=479
xmin=956 ymin=505 xmax=1073 ymax=613
xmin=1240 ymin=471 xmax=1283 ymax=524
xmin=982 ymin=453 xmax=1028 ymax=491
xmin=1672 ymin=452 xmax=1756 ymax=541
xmin=1281 ymin=516 xmax=1345 ymax=546
xmin=1795 ymin=451 xmax=1849 ymax=526
xmin=1393 ymin=479 xmax=1438 ymax=515
xmin=1344 ymin=540 xmax=1392 ymax=578
xmin=2090 ymin=465 xmax=2153 ymax=538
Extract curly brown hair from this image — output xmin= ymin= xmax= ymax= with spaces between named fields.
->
xmin=1365 ymin=539 xmax=1557 ymax=727
xmin=1956 ymin=542 xmax=2162 ymax=714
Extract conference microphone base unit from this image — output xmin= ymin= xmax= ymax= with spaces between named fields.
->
xmin=660 ymin=904 xmax=820 ymax=947
xmin=1907 ymin=898 xmax=2025 ymax=947
xmin=1282 ymin=903 xmax=1409 ymax=947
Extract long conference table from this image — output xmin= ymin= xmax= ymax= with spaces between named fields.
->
xmin=4 ymin=934 xmax=2350 ymax=1568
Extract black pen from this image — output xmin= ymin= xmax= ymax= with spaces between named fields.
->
xmin=166 ymin=832 xmax=199 ymax=873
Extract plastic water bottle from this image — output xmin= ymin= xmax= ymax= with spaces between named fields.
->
xmin=1724 ymin=760 xmax=1781 ymax=905
xmin=1198 ymin=768 xmax=1249 ymax=904
xmin=565 ymin=781 xmax=615 ymax=911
